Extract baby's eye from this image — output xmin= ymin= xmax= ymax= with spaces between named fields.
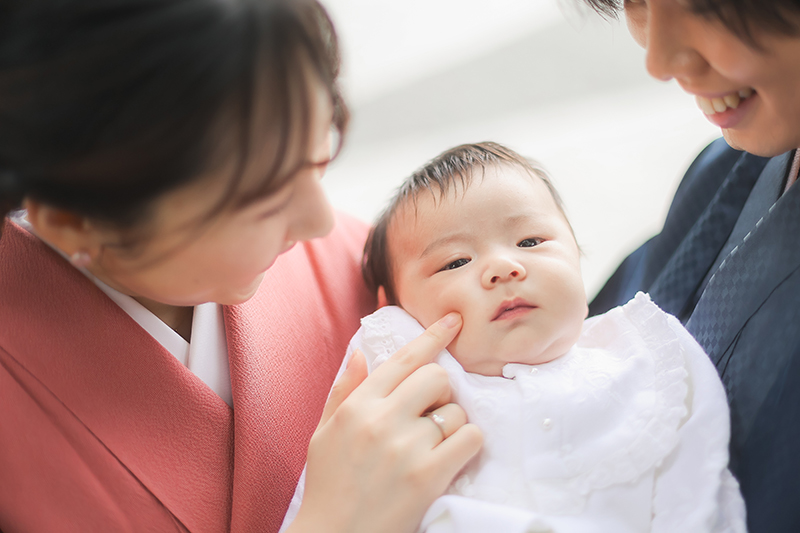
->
xmin=518 ymin=237 xmax=543 ymax=248
xmin=440 ymin=258 xmax=471 ymax=271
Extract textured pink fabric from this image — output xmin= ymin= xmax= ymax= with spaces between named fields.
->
xmin=225 ymin=213 xmax=375 ymax=533
xmin=0 ymin=212 xmax=374 ymax=533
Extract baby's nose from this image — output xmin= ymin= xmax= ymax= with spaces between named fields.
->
xmin=483 ymin=259 xmax=526 ymax=286
xmin=489 ymin=269 xmax=520 ymax=284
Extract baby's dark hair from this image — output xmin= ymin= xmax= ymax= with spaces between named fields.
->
xmin=362 ymin=142 xmax=570 ymax=305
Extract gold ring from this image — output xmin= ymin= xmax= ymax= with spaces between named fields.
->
xmin=425 ymin=412 xmax=447 ymax=439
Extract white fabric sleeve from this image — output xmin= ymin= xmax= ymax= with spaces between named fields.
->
xmin=419 ymin=495 xmax=651 ymax=533
xmin=421 ymin=496 xmax=554 ymax=533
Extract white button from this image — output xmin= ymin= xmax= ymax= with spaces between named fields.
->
xmin=542 ymin=418 xmax=552 ymax=430
xmin=529 ymin=367 xmax=539 ymax=375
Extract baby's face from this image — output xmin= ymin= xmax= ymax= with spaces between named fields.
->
xmin=389 ymin=164 xmax=588 ymax=376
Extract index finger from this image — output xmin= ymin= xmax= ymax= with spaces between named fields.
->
xmin=360 ymin=312 xmax=462 ymax=398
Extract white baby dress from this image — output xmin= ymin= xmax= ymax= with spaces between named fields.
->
xmin=280 ymin=293 xmax=746 ymax=533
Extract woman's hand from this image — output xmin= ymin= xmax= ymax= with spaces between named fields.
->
xmin=289 ymin=312 xmax=483 ymax=533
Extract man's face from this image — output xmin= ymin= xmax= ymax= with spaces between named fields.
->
xmin=389 ymin=164 xmax=588 ymax=376
xmin=625 ymin=0 xmax=800 ymax=156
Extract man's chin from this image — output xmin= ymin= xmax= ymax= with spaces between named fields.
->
xmin=720 ymin=130 xmax=744 ymax=152
xmin=721 ymin=128 xmax=795 ymax=158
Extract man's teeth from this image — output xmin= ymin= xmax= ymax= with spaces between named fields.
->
xmin=696 ymin=88 xmax=754 ymax=115
xmin=722 ymin=93 xmax=740 ymax=109
xmin=739 ymin=88 xmax=754 ymax=99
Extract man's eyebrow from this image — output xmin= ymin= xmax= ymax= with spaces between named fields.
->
xmin=419 ymin=233 xmax=470 ymax=259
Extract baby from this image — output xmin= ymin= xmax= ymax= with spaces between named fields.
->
xmin=282 ymin=143 xmax=745 ymax=533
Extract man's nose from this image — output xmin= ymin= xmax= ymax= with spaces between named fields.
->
xmin=640 ymin=1 xmax=709 ymax=83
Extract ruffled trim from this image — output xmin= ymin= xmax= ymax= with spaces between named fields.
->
xmin=359 ymin=306 xmax=426 ymax=372
xmin=565 ymin=292 xmax=689 ymax=495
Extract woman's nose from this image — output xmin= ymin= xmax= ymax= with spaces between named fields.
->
xmin=289 ymin=171 xmax=334 ymax=242
xmin=635 ymin=1 xmax=709 ymax=83
xmin=482 ymin=257 xmax=527 ymax=288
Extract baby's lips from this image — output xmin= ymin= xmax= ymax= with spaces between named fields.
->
xmin=492 ymin=297 xmax=536 ymax=321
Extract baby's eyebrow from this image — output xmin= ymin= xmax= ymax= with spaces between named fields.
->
xmin=506 ymin=214 xmax=534 ymax=226
xmin=417 ymin=214 xmax=540 ymax=259
xmin=419 ymin=233 xmax=470 ymax=259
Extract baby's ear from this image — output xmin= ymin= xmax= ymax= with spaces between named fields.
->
xmin=377 ymin=286 xmax=389 ymax=309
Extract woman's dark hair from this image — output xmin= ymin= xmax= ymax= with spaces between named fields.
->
xmin=582 ymin=0 xmax=800 ymax=43
xmin=0 ymin=0 xmax=347 ymax=238
xmin=362 ymin=142 xmax=570 ymax=306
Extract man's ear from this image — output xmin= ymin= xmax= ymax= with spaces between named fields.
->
xmin=23 ymin=198 xmax=101 ymax=262
xmin=377 ymin=286 xmax=389 ymax=309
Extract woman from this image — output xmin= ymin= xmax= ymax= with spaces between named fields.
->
xmin=583 ymin=1 xmax=800 ymax=531
xmin=0 ymin=1 xmax=481 ymax=532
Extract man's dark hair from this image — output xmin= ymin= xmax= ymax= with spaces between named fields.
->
xmin=582 ymin=0 xmax=800 ymax=43
xmin=362 ymin=142 xmax=570 ymax=305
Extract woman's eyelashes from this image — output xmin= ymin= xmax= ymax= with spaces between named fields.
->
xmin=439 ymin=257 xmax=471 ymax=272
xmin=255 ymin=191 xmax=293 ymax=220
xmin=518 ymin=237 xmax=543 ymax=248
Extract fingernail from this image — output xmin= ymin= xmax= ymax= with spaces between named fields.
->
xmin=439 ymin=313 xmax=460 ymax=329
xmin=346 ymin=349 xmax=363 ymax=368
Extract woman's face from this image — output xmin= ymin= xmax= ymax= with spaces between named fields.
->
xmin=86 ymin=87 xmax=335 ymax=307
xmin=625 ymin=0 xmax=800 ymax=156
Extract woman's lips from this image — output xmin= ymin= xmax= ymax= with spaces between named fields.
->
xmin=492 ymin=297 xmax=536 ymax=321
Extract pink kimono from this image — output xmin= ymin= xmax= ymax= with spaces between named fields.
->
xmin=0 ymin=213 xmax=375 ymax=533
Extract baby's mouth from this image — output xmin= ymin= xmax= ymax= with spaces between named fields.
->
xmin=695 ymin=88 xmax=755 ymax=115
xmin=492 ymin=298 xmax=536 ymax=321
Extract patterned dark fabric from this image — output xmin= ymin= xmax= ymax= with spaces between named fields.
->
xmin=648 ymin=152 xmax=766 ymax=320
xmin=687 ymin=154 xmax=797 ymax=361
xmin=639 ymin=141 xmax=744 ymax=290
xmin=689 ymin=154 xmax=787 ymax=316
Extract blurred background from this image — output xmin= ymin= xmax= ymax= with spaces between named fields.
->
xmin=318 ymin=0 xmax=720 ymax=299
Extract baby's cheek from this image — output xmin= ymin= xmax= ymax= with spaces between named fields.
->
xmin=446 ymin=331 xmax=469 ymax=364
xmin=555 ymin=298 xmax=588 ymax=352
xmin=398 ymin=297 xmax=439 ymax=330
xmin=415 ymin=286 xmax=459 ymax=325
